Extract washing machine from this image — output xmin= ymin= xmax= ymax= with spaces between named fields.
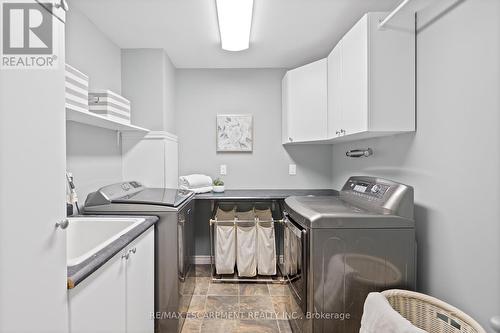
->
xmin=83 ymin=181 xmax=195 ymax=333
xmin=282 ymin=176 xmax=416 ymax=333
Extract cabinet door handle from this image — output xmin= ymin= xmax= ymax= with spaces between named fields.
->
xmin=128 ymin=247 xmax=137 ymax=254
xmin=288 ymin=137 xmax=293 ymax=142
xmin=122 ymin=253 xmax=130 ymax=260
xmin=55 ymin=218 xmax=69 ymax=229
xmin=335 ymin=130 xmax=340 ymax=136
xmin=340 ymin=129 xmax=346 ymax=135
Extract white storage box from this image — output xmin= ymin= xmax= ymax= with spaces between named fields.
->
xmin=65 ymin=64 xmax=89 ymax=113
xmin=88 ymin=90 xmax=131 ymax=124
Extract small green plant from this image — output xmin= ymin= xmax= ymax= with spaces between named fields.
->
xmin=213 ymin=178 xmax=224 ymax=186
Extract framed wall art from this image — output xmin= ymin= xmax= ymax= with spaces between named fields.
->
xmin=216 ymin=114 xmax=253 ymax=152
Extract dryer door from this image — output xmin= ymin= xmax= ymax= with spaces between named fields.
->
xmin=284 ymin=213 xmax=308 ymax=313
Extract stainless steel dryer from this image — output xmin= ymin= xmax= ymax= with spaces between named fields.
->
xmin=83 ymin=181 xmax=195 ymax=333
xmin=282 ymin=176 xmax=416 ymax=333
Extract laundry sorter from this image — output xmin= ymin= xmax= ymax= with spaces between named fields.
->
xmin=209 ymin=201 xmax=286 ymax=282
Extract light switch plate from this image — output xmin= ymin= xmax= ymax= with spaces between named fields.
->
xmin=220 ymin=164 xmax=227 ymax=175
xmin=289 ymin=164 xmax=296 ymax=175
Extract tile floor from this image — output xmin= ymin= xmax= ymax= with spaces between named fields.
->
xmin=180 ymin=265 xmax=296 ymax=333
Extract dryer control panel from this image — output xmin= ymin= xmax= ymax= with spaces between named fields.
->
xmin=340 ymin=176 xmax=414 ymax=219
xmin=345 ymin=178 xmax=389 ymax=200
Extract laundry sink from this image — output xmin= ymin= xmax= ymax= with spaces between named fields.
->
xmin=66 ymin=216 xmax=145 ymax=266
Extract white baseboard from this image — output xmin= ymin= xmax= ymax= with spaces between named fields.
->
xmin=191 ymin=255 xmax=212 ymax=265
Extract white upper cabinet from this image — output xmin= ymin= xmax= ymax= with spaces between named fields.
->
xmin=327 ymin=40 xmax=343 ymax=138
xmin=339 ymin=16 xmax=369 ymax=136
xmin=284 ymin=12 xmax=415 ymax=145
xmin=327 ymin=12 xmax=415 ymax=142
xmin=282 ymin=59 xmax=328 ymax=144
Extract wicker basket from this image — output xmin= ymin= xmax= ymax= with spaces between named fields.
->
xmin=381 ymin=289 xmax=486 ymax=333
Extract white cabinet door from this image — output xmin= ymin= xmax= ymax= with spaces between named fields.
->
xmin=285 ymin=58 xmax=328 ymax=143
xmin=341 ymin=15 xmax=369 ymax=136
xmin=126 ymin=228 xmax=155 ymax=333
xmin=281 ymin=73 xmax=291 ymax=144
xmin=327 ymin=40 xmax=343 ymax=138
xmin=69 ymin=251 xmax=127 ymax=333
xmin=0 ymin=4 xmax=68 ymax=332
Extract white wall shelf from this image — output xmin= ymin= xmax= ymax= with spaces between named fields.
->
xmin=66 ymin=108 xmax=149 ymax=133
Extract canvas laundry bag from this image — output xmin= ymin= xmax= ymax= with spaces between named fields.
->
xmin=257 ymin=222 xmax=276 ymax=275
xmin=215 ymin=224 xmax=236 ymax=274
xmin=236 ymin=225 xmax=257 ymax=277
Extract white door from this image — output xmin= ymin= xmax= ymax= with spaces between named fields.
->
xmin=327 ymin=40 xmax=343 ymax=138
xmin=69 ymin=251 xmax=127 ymax=333
xmin=341 ymin=15 xmax=368 ymax=136
xmin=287 ymin=59 xmax=328 ymax=142
xmin=0 ymin=3 xmax=68 ymax=332
xmin=126 ymin=227 xmax=155 ymax=333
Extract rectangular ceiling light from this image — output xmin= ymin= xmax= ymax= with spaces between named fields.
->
xmin=216 ymin=0 xmax=254 ymax=51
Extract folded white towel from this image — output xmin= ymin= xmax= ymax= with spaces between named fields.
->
xmin=360 ymin=292 xmax=427 ymax=333
xmin=179 ymin=174 xmax=213 ymax=189
xmin=185 ymin=186 xmax=213 ymax=194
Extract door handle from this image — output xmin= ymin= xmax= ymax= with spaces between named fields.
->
xmin=128 ymin=247 xmax=137 ymax=255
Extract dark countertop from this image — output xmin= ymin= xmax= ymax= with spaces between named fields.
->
xmin=195 ymin=189 xmax=337 ymax=200
xmin=67 ymin=215 xmax=159 ymax=289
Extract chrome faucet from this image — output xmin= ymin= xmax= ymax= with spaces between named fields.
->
xmin=66 ymin=172 xmax=80 ymax=215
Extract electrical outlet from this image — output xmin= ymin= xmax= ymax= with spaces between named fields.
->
xmin=289 ymin=164 xmax=296 ymax=175
xmin=220 ymin=164 xmax=227 ymax=175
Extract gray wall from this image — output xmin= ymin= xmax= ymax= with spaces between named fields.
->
xmin=66 ymin=122 xmax=123 ymax=201
xmin=121 ymin=49 xmax=177 ymax=133
xmin=163 ymin=52 xmax=177 ymax=134
xmin=176 ymin=69 xmax=333 ymax=189
xmin=66 ymin=7 xmax=122 ymax=93
xmin=331 ymin=0 xmax=500 ymax=328
xmin=66 ymin=7 xmax=123 ymax=200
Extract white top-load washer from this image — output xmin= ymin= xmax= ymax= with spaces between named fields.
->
xmin=84 ymin=181 xmax=195 ymax=333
